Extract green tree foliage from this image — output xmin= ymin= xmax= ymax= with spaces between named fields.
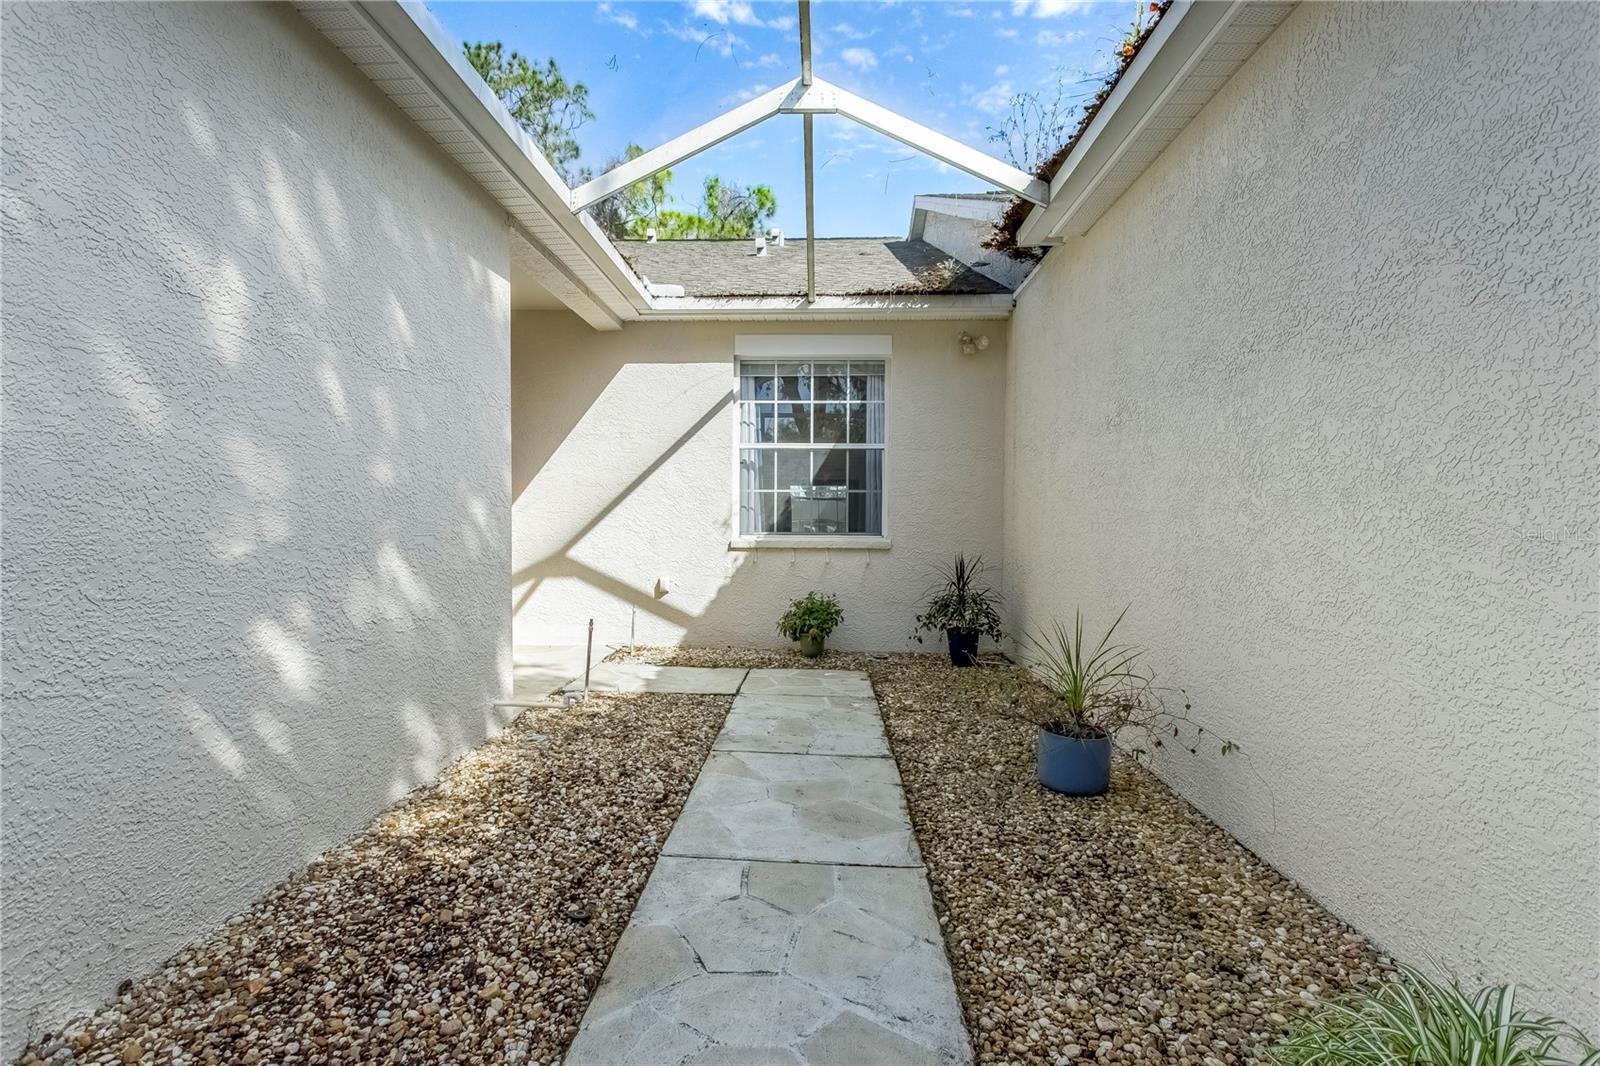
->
xmin=462 ymin=42 xmax=592 ymax=174
xmin=464 ymin=41 xmax=773 ymax=242
xmin=588 ymin=145 xmax=674 ymax=240
xmin=654 ymin=176 xmax=778 ymax=239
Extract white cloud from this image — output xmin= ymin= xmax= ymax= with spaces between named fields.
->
xmin=994 ymin=64 xmax=1010 ymax=76
xmin=690 ymin=0 xmax=791 ymax=30
xmin=974 ymin=80 xmax=1015 ymax=115
xmin=663 ymin=21 xmax=745 ymax=57
xmin=1011 ymin=0 xmax=1092 ymax=15
xmin=596 ymin=3 xmax=640 ymax=31
xmin=841 ymin=46 xmax=878 ymax=70
xmin=831 ymin=21 xmax=872 ymax=39
xmin=995 ymin=26 xmax=1020 ymax=39
xmin=741 ymin=51 xmax=784 ymax=69
xmin=1035 ymin=28 xmax=1087 ymax=46
xmin=721 ymin=82 xmax=771 ymax=105
xmin=692 ymin=0 xmax=754 ymax=24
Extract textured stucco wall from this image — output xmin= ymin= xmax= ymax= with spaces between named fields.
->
xmin=512 ymin=314 xmax=1007 ymax=652
xmin=1 ymin=3 xmax=512 ymax=1050
xmin=1005 ymin=1 xmax=1598 ymax=1030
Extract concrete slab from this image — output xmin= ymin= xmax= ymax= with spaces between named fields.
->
xmin=495 ymin=645 xmax=587 ymax=706
xmin=740 ymin=669 xmax=877 ymax=699
xmin=663 ymin=751 xmax=920 ymax=867
xmin=564 ymin=857 xmax=970 ymax=1066
xmin=562 ymin=663 xmax=749 ymax=695
xmin=715 ymin=693 xmax=889 ymax=757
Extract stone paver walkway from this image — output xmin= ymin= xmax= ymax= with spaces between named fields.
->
xmin=565 ymin=669 xmax=972 ymax=1066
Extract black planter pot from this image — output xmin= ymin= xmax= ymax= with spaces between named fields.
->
xmin=946 ymin=628 xmax=979 ymax=667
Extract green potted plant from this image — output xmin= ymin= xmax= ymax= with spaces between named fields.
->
xmin=1269 ymin=965 xmax=1599 ymax=1065
xmin=777 ymin=592 xmax=843 ymax=657
xmin=1023 ymin=607 xmax=1150 ymax=795
xmin=1022 ymin=607 xmax=1238 ymax=795
xmin=913 ymin=554 xmax=1003 ymax=667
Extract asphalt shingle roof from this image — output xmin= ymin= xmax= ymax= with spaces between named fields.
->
xmin=614 ymin=238 xmax=1011 ymax=297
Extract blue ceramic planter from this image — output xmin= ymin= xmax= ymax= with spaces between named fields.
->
xmin=1037 ymin=728 xmax=1112 ymax=796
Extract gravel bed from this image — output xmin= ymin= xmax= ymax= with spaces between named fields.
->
xmin=18 ymin=692 xmax=730 ymax=1066
xmin=613 ymin=646 xmax=1389 ymax=1065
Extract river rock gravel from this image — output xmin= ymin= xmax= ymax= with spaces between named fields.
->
xmin=16 ymin=691 xmax=729 ymax=1066
xmin=614 ymin=647 xmax=1389 ymax=1065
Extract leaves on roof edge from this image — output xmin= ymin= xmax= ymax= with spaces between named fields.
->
xmin=987 ymin=0 xmax=1175 ymax=262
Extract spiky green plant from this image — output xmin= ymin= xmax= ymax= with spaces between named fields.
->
xmin=913 ymin=554 xmax=1004 ymax=643
xmin=1269 ymin=967 xmax=1599 ymax=1066
xmin=1023 ymin=607 xmax=1149 ymax=738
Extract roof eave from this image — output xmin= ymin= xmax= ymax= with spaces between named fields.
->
xmin=643 ymin=294 xmax=1014 ymax=321
xmin=298 ymin=1 xmax=652 ymax=324
xmin=1015 ymin=0 xmax=1296 ymax=247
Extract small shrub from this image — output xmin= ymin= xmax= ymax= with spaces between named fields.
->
xmin=777 ymin=592 xmax=843 ymax=643
xmin=913 ymin=554 xmax=1003 ymax=643
xmin=1269 ymin=966 xmax=1599 ymax=1066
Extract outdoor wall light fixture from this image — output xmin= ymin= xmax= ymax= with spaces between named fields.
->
xmin=959 ymin=332 xmax=990 ymax=356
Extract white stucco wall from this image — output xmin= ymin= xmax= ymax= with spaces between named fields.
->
xmin=512 ymin=314 xmax=1007 ymax=652
xmin=1005 ymin=1 xmax=1598 ymax=1031
xmin=1 ymin=2 xmax=512 ymax=1050
xmin=920 ymin=211 xmax=1034 ymax=292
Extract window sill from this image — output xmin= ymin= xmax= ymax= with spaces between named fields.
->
xmin=729 ymin=535 xmax=892 ymax=551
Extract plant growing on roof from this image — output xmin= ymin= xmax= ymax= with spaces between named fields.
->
xmin=913 ymin=554 xmax=1003 ymax=667
xmin=1020 ymin=606 xmax=1236 ymax=795
xmin=778 ymin=592 xmax=843 ymax=658
xmin=986 ymin=0 xmax=1174 ymax=261
xmin=1268 ymin=965 xmax=1600 ymax=1066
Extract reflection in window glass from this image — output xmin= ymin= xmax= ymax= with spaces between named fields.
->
xmin=738 ymin=359 xmax=885 ymax=537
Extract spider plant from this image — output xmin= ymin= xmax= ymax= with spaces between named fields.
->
xmin=1023 ymin=606 xmax=1151 ymax=739
xmin=1269 ymin=966 xmax=1599 ymax=1066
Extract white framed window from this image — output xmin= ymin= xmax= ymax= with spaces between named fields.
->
xmin=736 ymin=355 xmax=886 ymax=539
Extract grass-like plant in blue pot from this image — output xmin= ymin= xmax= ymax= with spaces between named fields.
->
xmin=1024 ymin=607 xmax=1155 ymax=796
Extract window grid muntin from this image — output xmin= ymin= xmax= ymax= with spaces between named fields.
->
xmin=738 ymin=359 xmax=885 ymax=537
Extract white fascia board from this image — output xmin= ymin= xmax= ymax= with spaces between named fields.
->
xmin=1015 ymin=0 xmax=1291 ymax=246
xmin=571 ymin=80 xmax=802 ymax=211
xmin=644 ymin=294 xmax=1014 ymax=321
xmin=786 ymin=81 xmax=1049 ymax=205
xmin=914 ymin=194 xmax=1007 ymax=223
xmin=354 ymin=1 xmax=652 ymax=315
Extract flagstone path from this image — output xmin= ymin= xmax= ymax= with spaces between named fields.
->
xmin=564 ymin=668 xmax=972 ymax=1066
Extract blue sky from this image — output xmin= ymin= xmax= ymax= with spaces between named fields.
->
xmin=426 ymin=1 xmax=1145 ymax=236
